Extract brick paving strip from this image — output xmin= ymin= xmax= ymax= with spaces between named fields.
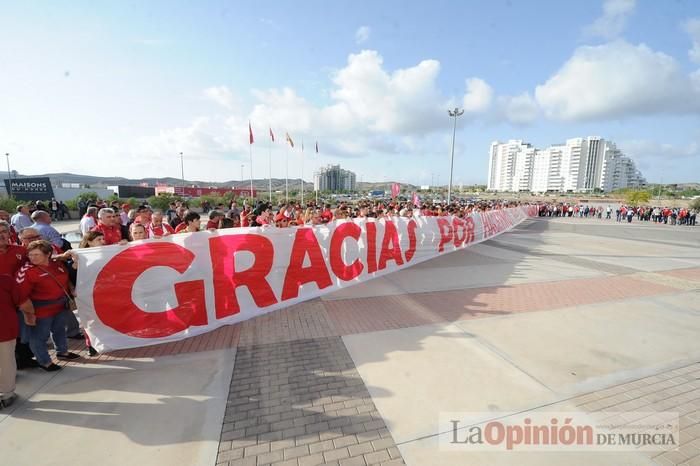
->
xmin=216 ymin=337 xmax=404 ymax=466
xmin=572 ymin=362 xmax=700 ymax=466
xmin=58 ymin=269 xmax=696 ymax=363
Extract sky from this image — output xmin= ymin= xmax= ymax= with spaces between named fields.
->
xmin=1 ymin=0 xmax=699 ymax=186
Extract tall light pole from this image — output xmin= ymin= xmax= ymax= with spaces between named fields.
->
xmin=5 ymin=153 xmax=12 ymax=199
xmin=179 ymin=152 xmax=184 ymax=187
xmin=447 ymin=107 xmax=464 ymax=204
xmin=240 ymin=164 xmax=244 ymax=185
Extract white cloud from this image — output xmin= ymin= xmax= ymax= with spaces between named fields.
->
xmin=329 ymin=50 xmax=447 ymax=134
xmin=498 ymin=93 xmax=539 ymax=125
xmin=135 ymin=117 xmax=237 ymax=161
xmin=621 ymin=139 xmax=699 ymax=160
xmin=462 ymin=78 xmax=493 ymax=113
xmin=534 ymin=41 xmax=700 ymax=121
xmin=584 ymin=0 xmax=636 ymax=40
xmin=355 ymin=26 xmax=371 ymax=44
xmin=683 ymin=18 xmax=700 ymax=64
xmin=140 ymin=50 xmax=475 ymax=168
xmin=203 ymin=86 xmax=236 ymax=110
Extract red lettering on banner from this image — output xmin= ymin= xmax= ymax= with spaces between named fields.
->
xmin=464 ymin=217 xmax=475 ymax=245
xmin=378 ymin=221 xmax=404 ymax=270
xmin=437 ymin=218 xmax=453 ymax=252
xmin=453 ymin=218 xmax=467 ymax=248
xmin=496 ymin=210 xmax=508 ymax=232
xmin=93 ymin=242 xmax=207 ymax=338
xmin=366 ymin=221 xmax=378 ymax=273
xmin=210 ymin=234 xmax=278 ymax=319
xmin=405 ymin=219 xmax=417 ymax=262
xmin=329 ymin=222 xmax=364 ymax=281
xmin=482 ymin=212 xmax=496 ymax=238
xmin=282 ymin=228 xmax=333 ymax=300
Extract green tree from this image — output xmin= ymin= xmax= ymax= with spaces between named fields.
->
xmin=76 ymin=192 xmax=99 ymax=203
xmin=147 ymin=194 xmax=182 ymax=211
xmin=690 ymin=198 xmax=700 ymax=211
xmin=0 ymin=197 xmax=19 ymax=212
xmin=624 ymin=190 xmax=651 ymax=205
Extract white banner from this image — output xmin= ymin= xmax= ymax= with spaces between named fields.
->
xmin=75 ymin=206 xmax=537 ymax=351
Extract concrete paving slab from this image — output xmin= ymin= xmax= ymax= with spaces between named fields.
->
xmin=396 ymin=400 xmax=654 ymax=466
xmin=0 ymin=368 xmax=49 ymax=424
xmin=342 ymin=323 xmax=556 ymax=444
xmin=453 ymin=292 xmax=700 ymax=396
xmin=383 ymin=257 xmax=603 ymax=293
xmin=323 ymin=275 xmax=409 ymax=300
xmin=0 ymin=349 xmax=236 ymax=466
xmin=576 ymin=255 xmax=700 ymax=272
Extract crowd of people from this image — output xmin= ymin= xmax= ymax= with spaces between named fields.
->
xmin=1 ymin=196 xmax=529 ymax=410
xmin=3 ymin=193 xmax=695 ymax=410
xmin=538 ymin=203 xmax=698 ymax=225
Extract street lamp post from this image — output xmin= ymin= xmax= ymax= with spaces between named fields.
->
xmin=5 ymin=153 xmax=12 ymax=198
xmin=447 ymin=107 xmax=464 ymax=204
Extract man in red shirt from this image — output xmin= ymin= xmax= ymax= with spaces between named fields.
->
xmin=206 ymin=210 xmax=224 ymax=230
xmin=240 ymin=208 xmax=252 ymax=227
xmin=320 ymin=204 xmax=333 ymax=223
xmin=91 ymin=208 xmax=126 ymax=245
xmin=0 ymin=272 xmax=18 ymax=408
xmin=149 ymin=211 xmax=175 ymax=238
xmin=0 ymin=222 xmax=26 ymax=276
xmin=0 ymin=222 xmax=37 ymax=370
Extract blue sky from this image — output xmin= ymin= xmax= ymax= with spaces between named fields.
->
xmin=1 ymin=0 xmax=699 ymax=185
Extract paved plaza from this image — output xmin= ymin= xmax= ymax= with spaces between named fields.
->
xmin=1 ymin=217 xmax=699 ymax=465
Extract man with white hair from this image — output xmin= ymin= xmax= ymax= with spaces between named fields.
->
xmin=80 ymin=206 xmax=98 ymax=235
xmin=91 ymin=208 xmax=126 ymax=245
xmin=11 ymin=205 xmax=32 ymax=232
xmin=30 ymin=210 xmax=63 ymax=249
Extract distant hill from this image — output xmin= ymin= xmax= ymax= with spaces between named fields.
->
xmin=4 ymin=172 xmax=424 ymax=193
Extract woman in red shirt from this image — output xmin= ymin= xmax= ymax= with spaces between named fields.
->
xmin=16 ymin=240 xmax=80 ymax=371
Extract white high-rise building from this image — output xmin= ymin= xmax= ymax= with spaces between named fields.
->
xmin=313 ymin=164 xmax=356 ymax=192
xmin=487 ymin=137 xmax=645 ymax=192
xmin=487 ymin=140 xmax=532 ymax=191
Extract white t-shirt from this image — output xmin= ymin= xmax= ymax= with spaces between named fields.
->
xmin=80 ymin=216 xmax=96 ymax=235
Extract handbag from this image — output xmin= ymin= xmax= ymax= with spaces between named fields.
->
xmin=36 ymin=265 xmax=78 ymax=311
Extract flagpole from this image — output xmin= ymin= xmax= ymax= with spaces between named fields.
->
xmin=249 ymin=143 xmax=254 ymax=201
xmin=301 ymin=138 xmax=304 ymax=206
xmin=268 ymin=134 xmax=272 ymax=203
xmin=285 ymin=144 xmax=289 ymax=203
xmin=315 ymin=142 xmax=319 ymax=206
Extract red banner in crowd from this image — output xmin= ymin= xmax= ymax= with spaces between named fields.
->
xmin=75 ymin=206 xmax=537 ymax=351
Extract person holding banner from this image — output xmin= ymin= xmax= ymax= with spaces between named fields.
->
xmin=0 ymin=272 xmax=18 ymax=409
xmin=176 ymin=212 xmax=201 ymax=233
xmin=16 ymin=240 xmax=80 ymax=372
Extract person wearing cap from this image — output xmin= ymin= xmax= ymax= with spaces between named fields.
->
xmin=274 ymin=211 xmax=289 ymax=228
